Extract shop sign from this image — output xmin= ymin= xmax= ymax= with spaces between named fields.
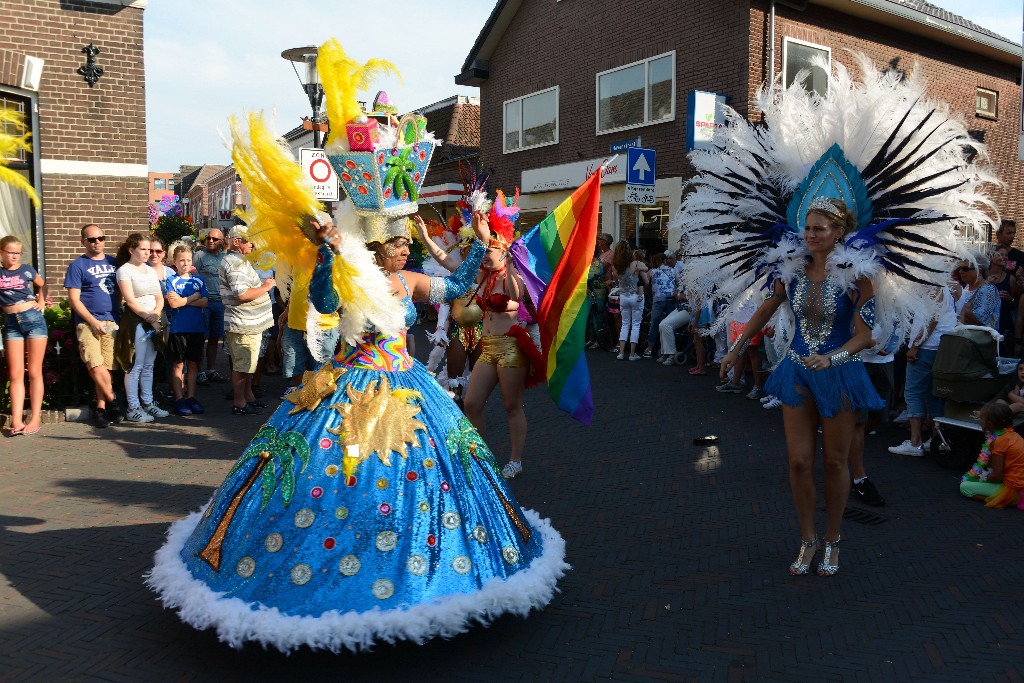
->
xmin=521 ymin=157 xmax=625 ymax=193
xmin=686 ymin=90 xmax=726 ymax=152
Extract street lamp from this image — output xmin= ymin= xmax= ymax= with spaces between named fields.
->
xmin=281 ymin=45 xmax=326 ymax=148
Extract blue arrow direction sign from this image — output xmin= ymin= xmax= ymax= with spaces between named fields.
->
xmin=626 ymin=147 xmax=656 ymax=186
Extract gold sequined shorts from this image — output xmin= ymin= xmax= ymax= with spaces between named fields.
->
xmin=477 ymin=334 xmax=527 ymax=368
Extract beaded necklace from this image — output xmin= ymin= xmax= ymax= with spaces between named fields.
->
xmin=962 ymin=427 xmax=1011 ymax=482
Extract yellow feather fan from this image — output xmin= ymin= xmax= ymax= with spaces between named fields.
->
xmin=318 ymin=38 xmax=399 ymax=137
xmin=227 ymin=112 xmax=404 ymax=342
xmin=0 ymin=108 xmax=40 ymax=207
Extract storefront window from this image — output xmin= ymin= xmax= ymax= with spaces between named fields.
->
xmin=618 ymin=201 xmax=669 ymax=256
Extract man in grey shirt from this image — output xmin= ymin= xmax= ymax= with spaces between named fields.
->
xmin=219 ymin=225 xmax=274 ymax=414
xmin=193 ymin=227 xmax=229 ymax=384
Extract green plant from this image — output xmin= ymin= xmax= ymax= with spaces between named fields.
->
xmin=152 ymin=214 xmax=196 ymax=250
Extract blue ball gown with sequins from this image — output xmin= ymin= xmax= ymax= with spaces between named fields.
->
xmin=764 ymin=272 xmax=884 ymax=417
xmin=147 ymin=259 xmax=568 ymax=653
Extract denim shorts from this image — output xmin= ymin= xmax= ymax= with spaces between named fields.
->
xmin=3 ymin=307 xmax=48 ymax=341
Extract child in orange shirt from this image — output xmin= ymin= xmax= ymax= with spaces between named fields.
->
xmin=960 ymin=401 xmax=1024 ymax=509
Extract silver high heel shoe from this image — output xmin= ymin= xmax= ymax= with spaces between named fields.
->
xmin=789 ymin=536 xmax=818 ymax=575
xmin=817 ymin=536 xmax=841 ymax=576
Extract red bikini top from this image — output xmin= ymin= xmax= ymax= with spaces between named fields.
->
xmin=477 ymin=292 xmax=512 ymax=312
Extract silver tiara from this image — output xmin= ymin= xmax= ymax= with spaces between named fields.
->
xmin=808 ymin=196 xmax=842 ymax=218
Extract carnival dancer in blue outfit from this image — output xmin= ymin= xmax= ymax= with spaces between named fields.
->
xmin=147 ymin=40 xmax=567 ymax=653
xmin=673 ymin=54 xmax=999 ymax=577
xmin=718 ymin=198 xmax=883 ymax=577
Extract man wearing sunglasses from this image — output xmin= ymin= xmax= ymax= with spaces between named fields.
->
xmin=64 ymin=223 xmax=122 ymax=428
xmin=193 ymin=228 xmax=229 ymax=385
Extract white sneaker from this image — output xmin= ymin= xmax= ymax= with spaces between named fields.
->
xmin=125 ymin=407 xmax=154 ymax=423
xmin=759 ymin=394 xmax=774 ymax=403
xmin=745 ymin=387 xmax=765 ymax=400
xmin=893 ymin=410 xmax=910 ymax=424
xmin=143 ymin=403 xmax=170 ymax=418
xmin=628 ymin=353 xmax=642 ymax=361
xmin=662 ymin=356 xmax=676 ymax=366
xmin=502 ymin=460 xmax=523 ymax=479
xmin=888 ymin=439 xmax=924 ymax=456
xmin=616 ymin=351 xmax=625 ymax=360
xmin=763 ymin=397 xmax=783 ymax=409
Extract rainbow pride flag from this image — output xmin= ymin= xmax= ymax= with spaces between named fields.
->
xmin=510 ymin=169 xmax=602 ymax=425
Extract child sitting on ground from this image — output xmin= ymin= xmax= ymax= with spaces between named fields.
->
xmin=960 ymin=401 xmax=1024 ymax=509
xmin=165 ymin=243 xmax=209 ymax=417
xmin=997 ymin=358 xmax=1024 ymax=415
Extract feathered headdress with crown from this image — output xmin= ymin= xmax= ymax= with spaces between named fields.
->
xmin=672 ymin=53 xmax=999 ymax=351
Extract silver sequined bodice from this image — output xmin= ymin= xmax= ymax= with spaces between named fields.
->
xmin=788 ymin=273 xmax=855 ymax=356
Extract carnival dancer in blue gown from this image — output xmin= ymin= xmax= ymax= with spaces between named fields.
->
xmin=147 ymin=40 xmax=567 ymax=653
xmin=673 ymin=54 xmax=999 ymax=577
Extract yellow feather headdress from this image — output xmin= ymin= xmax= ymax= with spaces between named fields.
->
xmin=227 ymin=112 xmax=404 ymax=343
xmin=0 ymin=108 xmax=40 ymax=207
xmin=318 ymin=38 xmax=400 ymax=143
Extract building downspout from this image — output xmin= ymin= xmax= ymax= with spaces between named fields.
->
xmin=768 ymin=0 xmax=776 ymax=88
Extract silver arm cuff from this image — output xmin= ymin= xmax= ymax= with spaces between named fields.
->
xmin=729 ymin=337 xmax=749 ymax=356
xmin=828 ymin=349 xmax=856 ymax=366
xmin=427 ymin=277 xmax=446 ymax=304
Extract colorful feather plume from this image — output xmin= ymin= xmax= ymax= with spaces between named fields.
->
xmin=317 ymin=38 xmax=399 ymax=149
xmin=0 ymin=108 xmax=40 ymax=207
xmin=673 ymin=53 xmax=999 ymax=351
xmin=227 ymin=112 xmax=404 ymax=343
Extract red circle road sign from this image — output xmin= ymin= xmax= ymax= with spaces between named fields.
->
xmin=309 ymin=158 xmax=332 ymax=183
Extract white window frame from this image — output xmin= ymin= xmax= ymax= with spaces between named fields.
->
xmin=503 ymin=86 xmax=559 ymax=154
xmin=781 ymin=37 xmax=831 ymax=96
xmin=976 ymin=87 xmax=998 ymax=120
xmin=595 ymin=51 xmax=676 ymax=136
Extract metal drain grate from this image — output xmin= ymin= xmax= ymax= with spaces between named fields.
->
xmin=843 ymin=508 xmax=888 ymax=526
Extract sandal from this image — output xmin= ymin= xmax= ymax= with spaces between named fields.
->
xmin=8 ymin=425 xmax=24 ymax=436
xmin=688 ymin=367 xmax=707 ymax=376
xmin=789 ymin=536 xmax=818 ymax=575
xmin=817 ymin=536 xmax=841 ymax=576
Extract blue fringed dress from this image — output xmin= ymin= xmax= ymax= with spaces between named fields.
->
xmin=764 ymin=273 xmax=884 ymax=417
xmin=147 ymin=247 xmax=567 ymax=654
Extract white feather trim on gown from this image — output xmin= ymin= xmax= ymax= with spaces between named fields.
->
xmin=145 ymin=506 xmax=569 ymax=654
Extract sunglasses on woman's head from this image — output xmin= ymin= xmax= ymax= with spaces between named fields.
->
xmin=85 ymin=236 xmax=106 ymax=243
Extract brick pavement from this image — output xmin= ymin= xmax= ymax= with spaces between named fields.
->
xmin=1 ymin=346 xmax=1023 ymax=682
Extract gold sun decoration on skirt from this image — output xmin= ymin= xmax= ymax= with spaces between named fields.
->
xmin=327 ymin=377 xmax=425 ymax=467
xmin=285 ymin=364 xmax=347 ymax=414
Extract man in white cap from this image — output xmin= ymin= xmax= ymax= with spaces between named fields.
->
xmin=219 ymin=225 xmax=275 ymax=415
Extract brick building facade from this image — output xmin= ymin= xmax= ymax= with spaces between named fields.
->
xmin=458 ymin=0 xmax=1022 ymax=252
xmin=0 ymin=0 xmax=149 ymax=291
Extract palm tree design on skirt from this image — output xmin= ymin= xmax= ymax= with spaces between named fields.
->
xmin=198 ymin=425 xmax=311 ymax=571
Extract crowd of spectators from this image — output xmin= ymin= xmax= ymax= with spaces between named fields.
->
xmin=0 ymin=222 xmax=324 ymax=434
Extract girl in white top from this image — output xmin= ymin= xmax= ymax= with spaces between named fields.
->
xmin=116 ymin=233 xmax=168 ymax=422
